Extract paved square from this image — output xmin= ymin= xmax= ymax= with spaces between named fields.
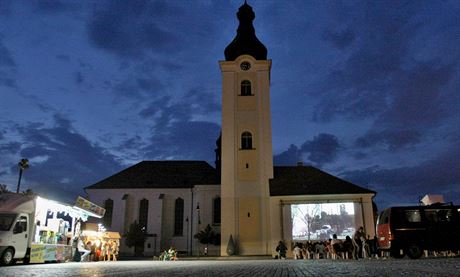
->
xmin=1 ymin=258 xmax=460 ymax=276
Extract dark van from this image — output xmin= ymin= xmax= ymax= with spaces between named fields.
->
xmin=376 ymin=204 xmax=460 ymax=259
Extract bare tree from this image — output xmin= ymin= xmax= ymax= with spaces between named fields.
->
xmin=292 ymin=204 xmax=321 ymax=240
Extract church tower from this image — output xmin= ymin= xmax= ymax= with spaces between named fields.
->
xmin=220 ymin=2 xmax=273 ymax=255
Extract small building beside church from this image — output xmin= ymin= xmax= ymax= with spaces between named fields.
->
xmin=85 ymin=2 xmax=376 ymax=257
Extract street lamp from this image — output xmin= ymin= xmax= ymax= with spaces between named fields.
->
xmin=196 ymin=203 xmax=201 ymax=225
xmin=153 ymin=234 xmax=157 ymax=256
xmin=185 ymin=217 xmax=189 ymax=255
xmin=16 ymin=158 xmax=29 ymax=194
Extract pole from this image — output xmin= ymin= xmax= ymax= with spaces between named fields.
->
xmin=186 ymin=217 xmax=189 ymax=255
xmin=190 ymin=187 xmax=194 ymax=256
xmin=16 ymin=168 xmax=23 ymax=194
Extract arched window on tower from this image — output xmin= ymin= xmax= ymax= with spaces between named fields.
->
xmin=213 ymin=197 xmax=221 ymax=225
xmin=174 ymin=198 xmax=184 ymax=236
xmin=103 ymin=199 xmax=113 ymax=228
xmin=241 ymin=80 xmax=252 ymax=96
xmin=241 ymin=132 xmax=253 ymax=150
xmin=139 ymin=199 xmax=149 ymax=231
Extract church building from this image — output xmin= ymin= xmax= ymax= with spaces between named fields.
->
xmin=85 ymin=2 xmax=376 ymax=257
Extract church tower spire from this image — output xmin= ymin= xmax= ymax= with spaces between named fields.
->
xmin=224 ymin=2 xmax=267 ymax=61
xmin=220 ymin=1 xmax=273 ymax=256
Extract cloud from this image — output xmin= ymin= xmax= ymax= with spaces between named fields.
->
xmin=274 ymin=133 xmax=341 ymax=166
xmin=0 ymin=0 xmax=13 ymax=15
xmin=301 ymin=133 xmax=341 ymax=165
xmin=0 ymin=141 xmax=21 ymax=155
xmin=11 ymin=114 xmax=124 ymax=202
xmin=0 ymin=35 xmax=16 ymax=87
xmin=0 ymin=38 xmax=15 ymax=67
xmin=313 ymin=2 xmax=423 ymax=122
xmin=87 ymin=0 xmax=180 ymax=59
xmin=311 ymin=2 xmax=459 ymax=164
xmin=355 ymin=129 xmax=421 ymax=150
xmin=143 ymin=121 xmax=220 ymax=163
xmin=139 ymin=86 xmax=220 ymax=124
xmin=348 ymin=60 xmax=457 ymax=154
xmin=340 ymin=145 xmax=460 ymax=209
xmin=322 ymin=27 xmax=355 ymax=49
xmin=377 ymin=61 xmax=456 ymax=128
xmin=137 ymin=87 xmax=221 ymax=164
xmin=113 ymin=73 xmax=164 ymax=101
xmin=56 ymin=54 xmax=70 ymax=62
xmin=274 ymin=144 xmax=301 ymax=166
xmin=35 ymin=0 xmax=75 ymax=13
xmin=75 ymin=71 xmax=84 ymax=85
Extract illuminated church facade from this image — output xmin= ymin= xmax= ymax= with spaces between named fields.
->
xmin=86 ymin=3 xmax=376 ymax=257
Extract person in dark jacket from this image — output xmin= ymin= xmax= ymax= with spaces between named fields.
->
xmin=276 ymin=241 xmax=287 ymax=259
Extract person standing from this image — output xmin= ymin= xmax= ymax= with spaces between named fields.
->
xmin=276 ymin=241 xmax=287 ymax=259
xmin=293 ymin=243 xmax=302 ymax=259
xmin=353 ymin=226 xmax=365 ymax=259
xmin=110 ymin=240 xmax=118 ymax=261
xmin=78 ymin=236 xmax=91 ymax=262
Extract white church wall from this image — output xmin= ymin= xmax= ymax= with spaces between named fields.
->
xmin=159 ymin=189 xmax=191 ymax=255
xmin=193 ymin=185 xmax=221 ymax=256
xmin=86 ymin=185 xmax=221 ymax=256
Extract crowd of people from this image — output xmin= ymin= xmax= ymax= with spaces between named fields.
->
xmin=276 ymin=226 xmax=381 ymax=260
xmin=159 ymin=247 xmax=178 ymax=261
xmin=75 ymin=235 xmax=120 ymax=262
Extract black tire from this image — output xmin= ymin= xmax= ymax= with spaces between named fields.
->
xmin=23 ymin=248 xmax=31 ymax=264
xmin=1 ymin=248 xmax=15 ymax=266
xmin=406 ymin=244 xmax=423 ymax=259
xmin=390 ymin=248 xmax=405 ymax=259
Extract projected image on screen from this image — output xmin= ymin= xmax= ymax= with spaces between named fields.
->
xmin=291 ymin=203 xmax=355 ymax=240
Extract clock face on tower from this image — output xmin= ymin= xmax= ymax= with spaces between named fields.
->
xmin=240 ymin=61 xmax=251 ymax=71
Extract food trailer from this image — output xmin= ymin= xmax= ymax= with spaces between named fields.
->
xmin=0 ymin=193 xmax=104 ymax=265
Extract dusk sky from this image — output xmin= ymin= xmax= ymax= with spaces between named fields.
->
xmin=0 ymin=0 xmax=459 ymax=210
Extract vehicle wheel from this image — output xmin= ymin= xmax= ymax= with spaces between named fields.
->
xmin=23 ymin=248 xmax=30 ymax=264
xmin=390 ymin=248 xmax=405 ymax=259
xmin=1 ymin=248 xmax=15 ymax=266
xmin=406 ymin=244 xmax=423 ymax=259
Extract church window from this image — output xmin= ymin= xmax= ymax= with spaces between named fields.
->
xmin=139 ymin=199 xmax=149 ymax=231
xmin=213 ymin=197 xmax=221 ymax=225
xmin=174 ymin=198 xmax=184 ymax=236
xmin=241 ymin=132 xmax=253 ymax=149
xmin=103 ymin=199 xmax=113 ymax=228
xmin=241 ymin=80 xmax=252 ymax=96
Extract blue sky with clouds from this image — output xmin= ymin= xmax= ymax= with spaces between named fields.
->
xmin=0 ymin=0 xmax=459 ymax=209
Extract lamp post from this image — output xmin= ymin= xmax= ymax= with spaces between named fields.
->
xmin=153 ymin=233 xmax=157 ymax=256
xmin=16 ymin=158 xmax=29 ymax=194
xmin=185 ymin=217 xmax=189 ymax=255
xmin=196 ymin=203 xmax=201 ymax=225
xmin=196 ymin=203 xmax=201 ymax=257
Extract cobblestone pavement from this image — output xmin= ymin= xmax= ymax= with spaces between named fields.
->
xmin=1 ymin=258 xmax=460 ymax=277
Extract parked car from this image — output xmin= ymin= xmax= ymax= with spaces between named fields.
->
xmin=376 ymin=203 xmax=460 ymax=259
xmin=319 ymin=225 xmax=332 ymax=240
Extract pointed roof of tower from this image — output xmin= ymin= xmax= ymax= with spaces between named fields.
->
xmin=224 ymin=1 xmax=267 ymax=61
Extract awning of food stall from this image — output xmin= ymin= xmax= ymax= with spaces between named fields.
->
xmin=103 ymin=232 xmax=121 ymax=239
